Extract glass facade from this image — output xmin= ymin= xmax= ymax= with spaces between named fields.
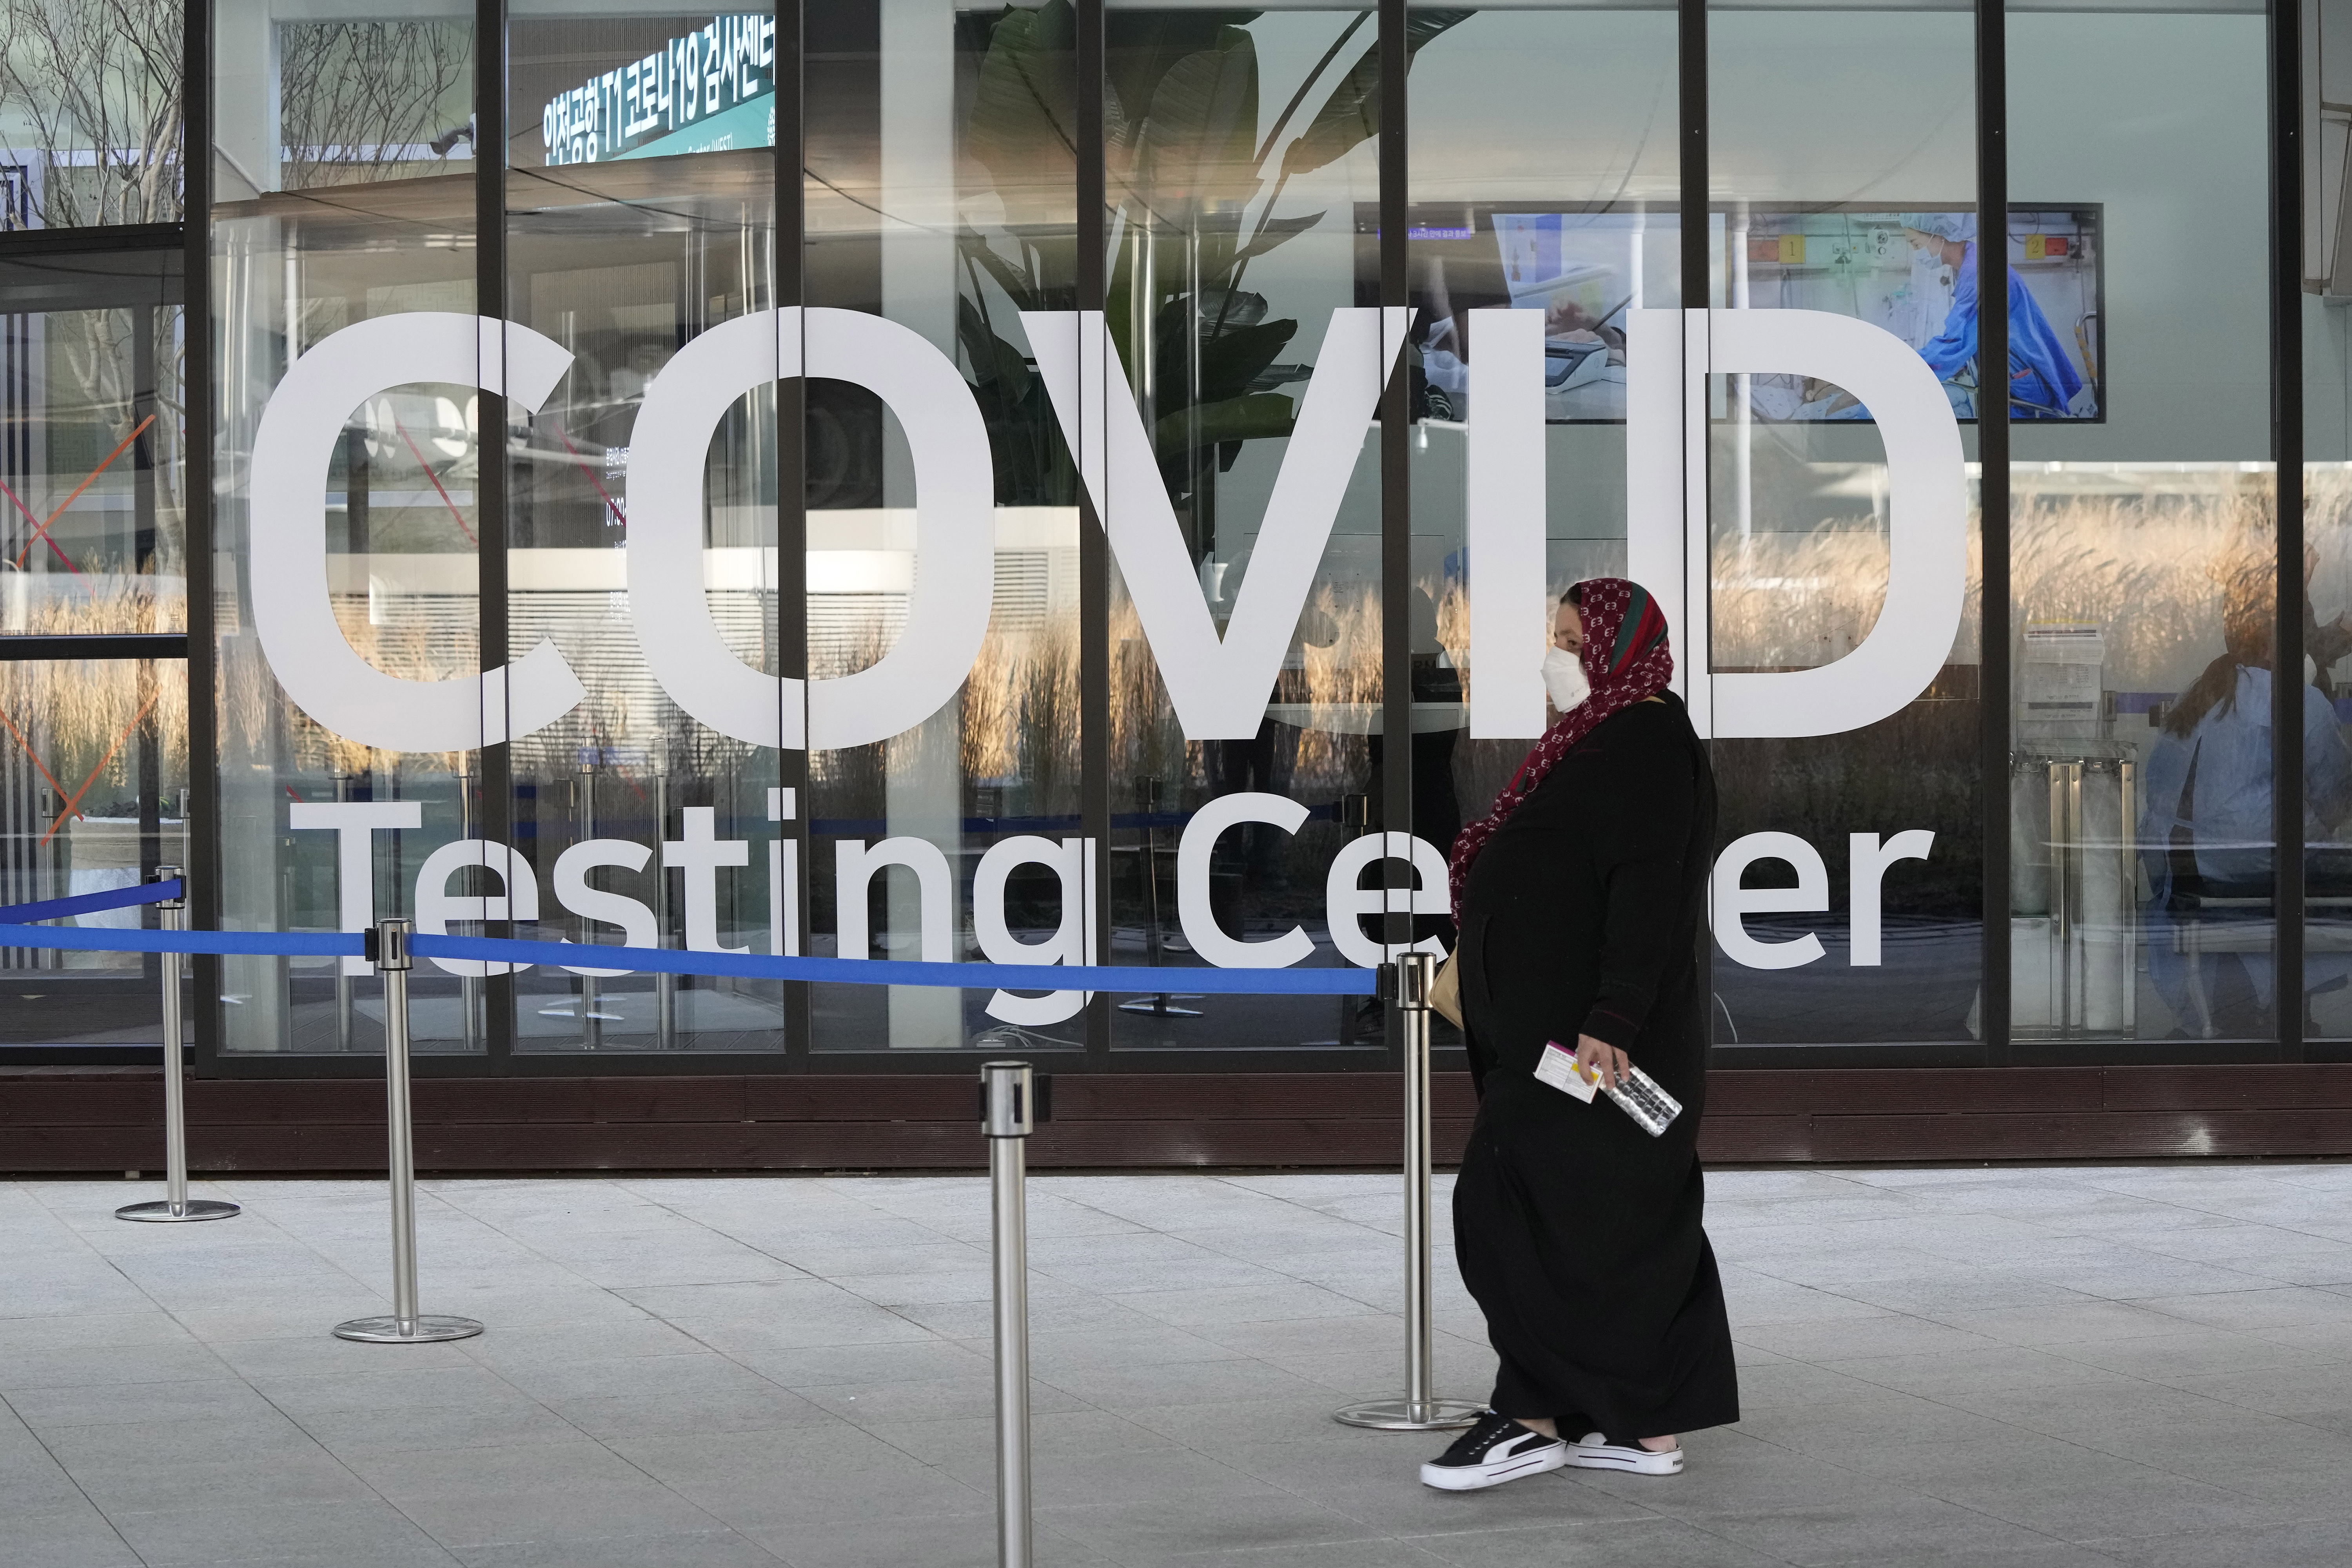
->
xmin=1103 ymin=5 xmax=1384 ymax=1052
xmin=2011 ymin=2 xmax=2276 ymax=1048
xmin=5 ymin=0 xmax=2346 ymax=1075
xmin=0 ymin=235 xmax=189 ymax=1044
xmin=1708 ymin=1 xmax=1983 ymax=1049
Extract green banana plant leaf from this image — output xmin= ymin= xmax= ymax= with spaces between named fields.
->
xmin=1150 ymin=315 xmax=1299 ymax=421
xmin=952 ymin=5 xmax=1472 ymax=524
xmin=1283 ymin=9 xmax=1475 ymax=179
xmin=964 ymin=0 xmax=1079 ymax=229
xmin=1153 ymin=391 xmax=1299 ymax=459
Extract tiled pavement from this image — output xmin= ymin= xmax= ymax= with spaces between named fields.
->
xmin=11 ymin=1164 xmax=2352 ymax=1566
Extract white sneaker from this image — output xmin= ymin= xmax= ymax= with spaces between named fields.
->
xmin=1568 ymin=1432 xmax=1683 ymax=1475
xmin=1419 ymin=1412 xmax=1567 ymax=1491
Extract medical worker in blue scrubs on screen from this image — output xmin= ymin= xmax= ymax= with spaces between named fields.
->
xmin=1905 ymin=213 xmax=2094 ymax=420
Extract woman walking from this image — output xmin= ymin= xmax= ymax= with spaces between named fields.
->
xmin=1421 ymin=578 xmax=1737 ymax=1491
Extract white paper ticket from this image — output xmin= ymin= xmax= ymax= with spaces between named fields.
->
xmin=1533 ymin=1040 xmax=1600 ymax=1102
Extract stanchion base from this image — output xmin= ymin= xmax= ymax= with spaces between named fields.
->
xmin=114 ymin=1199 xmax=241 ymax=1223
xmin=1116 ymin=995 xmax=1205 ymax=1016
xmin=332 ymin=1314 xmax=484 ymax=1343
xmin=1333 ymin=1397 xmax=1486 ymax=1432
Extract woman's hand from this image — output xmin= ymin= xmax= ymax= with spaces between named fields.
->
xmin=1573 ymin=1034 xmax=1632 ymax=1091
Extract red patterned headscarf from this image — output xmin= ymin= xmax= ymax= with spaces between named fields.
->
xmin=1447 ymin=577 xmax=1675 ymax=917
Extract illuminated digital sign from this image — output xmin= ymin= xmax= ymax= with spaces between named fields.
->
xmin=539 ymin=13 xmax=774 ymax=166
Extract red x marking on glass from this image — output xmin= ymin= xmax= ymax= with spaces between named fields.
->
xmin=38 ymin=688 xmax=162 ymax=847
xmin=11 ymin=413 xmax=154 ymax=573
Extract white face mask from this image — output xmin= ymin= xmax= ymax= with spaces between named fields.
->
xmin=1542 ymin=644 xmax=1590 ymax=712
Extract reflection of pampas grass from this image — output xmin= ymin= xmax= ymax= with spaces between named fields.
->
xmin=1710 ymin=524 xmax=1985 ymax=673
xmin=2012 ymin=474 xmax=2272 ymax=691
xmin=1434 ymin=575 xmax=1470 ymax=689
xmin=1713 ymin=528 xmax=1892 ymax=671
xmin=267 ymin=594 xmax=481 ymax=778
xmin=1109 ymin=596 xmax=1179 ymax=791
xmin=962 ymin=612 xmax=1081 ymax=814
xmin=811 ymin=620 xmax=890 ymax=817
xmin=216 ymin=592 xmax=480 ymax=782
xmin=1105 ymin=580 xmax=1387 ymax=806
xmin=1290 ymin=583 xmax=1379 ymax=799
xmin=1702 ymin=469 xmax=2273 ymax=693
xmin=0 ymin=584 xmax=190 ymax=792
xmin=962 ymin=629 xmax=1022 ymax=783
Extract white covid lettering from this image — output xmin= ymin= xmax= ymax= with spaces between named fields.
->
xmin=1024 ymin=308 xmax=1414 ymax=740
xmin=1711 ymin=830 xmax=1936 ymax=969
xmin=247 ymin=314 xmax=585 ymax=752
xmin=414 ymin=839 xmax=540 ymax=978
xmin=289 ymin=800 xmax=421 ymax=977
xmin=974 ymin=836 xmax=1096 ymax=1025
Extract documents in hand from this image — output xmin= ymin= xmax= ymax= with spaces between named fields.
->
xmin=1534 ymin=1040 xmax=1602 ymax=1102
xmin=1535 ymin=1040 xmax=1684 ymax=1137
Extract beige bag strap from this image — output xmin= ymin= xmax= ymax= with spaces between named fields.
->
xmin=1430 ymin=947 xmax=1464 ymax=1030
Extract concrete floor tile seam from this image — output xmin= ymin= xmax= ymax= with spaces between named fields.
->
xmin=1644 ymin=1493 xmax=2076 ymax=1568
xmin=0 ymin=1391 xmax=160 ymax=1566
xmin=1748 ymin=1378 xmax=2182 ymax=1479
xmin=2017 ymin=1326 xmax=2323 ymax=1371
xmin=238 ymin=1355 xmax=566 ymax=1434
xmin=0 ymin=1344 xmax=250 ymax=1396
xmin=429 ymin=1202 xmax=797 ymax=1287
xmin=1396 ymin=1517 xmax=1801 ymax=1568
xmin=1702 ymin=1253 xmax=1993 ymax=1295
xmin=1872 ymin=1434 xmax=2217 ymax=1513
xmin=487 ymin=1349 xmax=831 ymax=1403
xmin=1730 ymin=1316 xmax=2017 ymax=1362
xmin=1718 ymin=1277 xmax=1990 ymax=1332
xmin=449 ymin=1529 xmax=793 ymax=1566
xmin=1207 ymin=1171 xmax=1414 ymax=1223
xmin=1528 ymin=1502 xmax=1820 ymax=1568
xmin=1915 ymin=1301 xmax=2215 ymax=1348
xmin=2053 ymin=1200 xmax=2352 ymax=1247
xmin=1367 ymin=1492 xmax=1694 ymax=1544
xmin=2054 ymin=1386 xmax=2352 ymax=1457
xmin=930 ymin=1428 xmax=1298 ymax=1508
xmin=1247 ymin=1454 xmax=1709 ymax=1550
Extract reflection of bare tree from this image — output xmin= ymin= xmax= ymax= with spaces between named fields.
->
xmin=27 ymin=308 xmax=185 ymax=581
xmin=0 ymin=0 xmax=181 ymax=230
xmin=0 ymin=2 xmax=185 ymax=552
xmin=277 ymin=21 xmax=474 ymax=190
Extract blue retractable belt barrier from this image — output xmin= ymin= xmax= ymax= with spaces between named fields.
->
xmin=0 ymin=917 xmax=1381 ymax=995
xmin=0 ymin=878 xmax=183 ymax=923
xmin=410 ymin=935 xmax=1379 ymax=995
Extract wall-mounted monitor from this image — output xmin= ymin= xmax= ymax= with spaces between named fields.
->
xmin=1725 ymin=206 xmax=2102 ymax=424
xmin=1387 ymin=204 xmax=2103 ymax=424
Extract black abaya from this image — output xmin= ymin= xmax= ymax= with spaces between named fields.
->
xmin=1452 ymin=692 xmax=1738 ymax=1440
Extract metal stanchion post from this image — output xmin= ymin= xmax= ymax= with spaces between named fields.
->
xmin=1336 ymin=953 xmax=1483 ymax=1431
xmin=654 ymin=774 xmax=678 ymax=1048
xmin=332 ymin=772 xmax=354 ymax=1052
xmin=118 ymin=867 xmax=238 ymax=1224
xmin=334 ymin=919 xmax=482 ymax=1344
xmin=980 ymin=1061 xmax=1034 ymax=1568
xmin=456 ymin=765 xmax=481 ymax=1053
